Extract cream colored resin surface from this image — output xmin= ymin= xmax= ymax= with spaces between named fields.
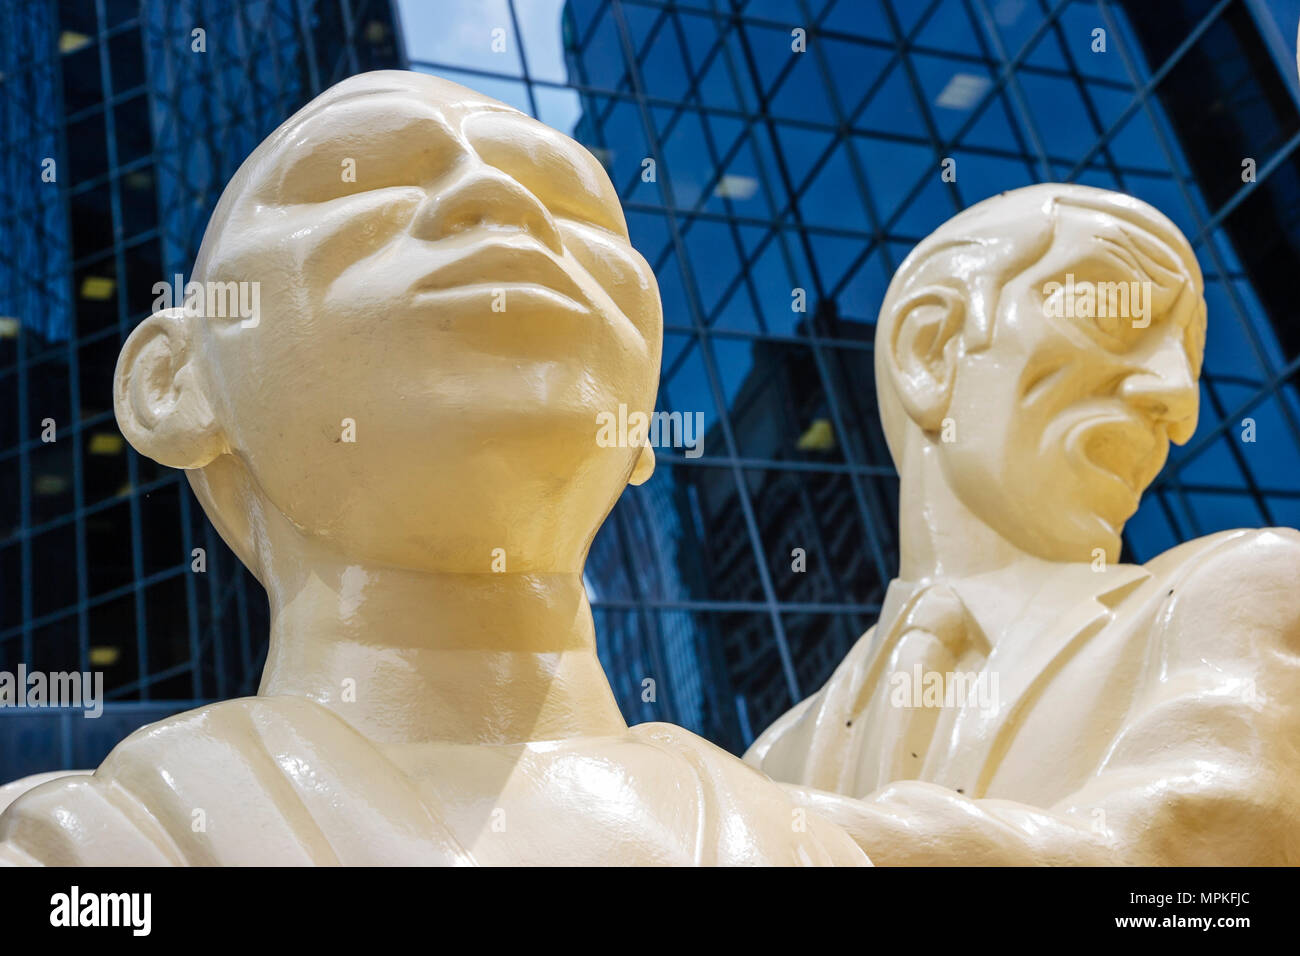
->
xmin=746 ymin=184 xmax=1300 ymax=865
xmin=0 ymin=71 xmax=864 ymax=867
xmin=6 ymin=70 xmax=1294 ymax=870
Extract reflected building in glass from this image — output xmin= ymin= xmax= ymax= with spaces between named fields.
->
xmin=0 ymin=0 xmax=404 ymax=779
xmin=549 ymin=0 xmax=1300 ymax=751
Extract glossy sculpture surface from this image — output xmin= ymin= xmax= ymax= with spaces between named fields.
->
xmin=0 ymin=71 xmax=864 ymax=866
xmin=745 ymin=183 xmax=1300 ymax=865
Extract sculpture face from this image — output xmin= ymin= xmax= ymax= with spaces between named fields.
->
xmin=933 ymin=203 xmax=1205 ymax=561
xmin=192 ymin=75 xmax=662 ymax=571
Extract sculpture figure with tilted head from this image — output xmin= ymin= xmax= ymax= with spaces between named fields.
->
xmin=0 ymin=71 xmax=864 ymax=866
xmin=746 ymin=183 xmax=1300 ymax=865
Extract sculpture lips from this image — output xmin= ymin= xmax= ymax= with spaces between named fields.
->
xmin=410 ymin=233 xmax=590 ymax=311
xmin=1071 ymin=411 xmax=1160 ymax=497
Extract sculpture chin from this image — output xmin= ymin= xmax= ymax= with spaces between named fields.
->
xmin=948 ymin=475 xmax=1127 ymax=565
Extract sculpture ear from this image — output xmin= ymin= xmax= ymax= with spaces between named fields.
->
xmin=113 ymin=308 xmax=225 ymax=469
xmin=885 ymin=285 xmax=965 ymax=433
xmin=629 ymin=442 xmax=655 ymax=486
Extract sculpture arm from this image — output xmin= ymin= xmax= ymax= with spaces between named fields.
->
xmin=786 ymin=780 xmax=1114 ymax=865
xmin=0 ymin=771 xmax=95 ymax=866
xmin=0 ymin=770 xmax=91 ymax=817
xmin=0 ymin=772 xmax=183 ymax=866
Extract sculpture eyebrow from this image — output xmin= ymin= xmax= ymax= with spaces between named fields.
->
xmin=463 ymin=104 xmax=600 ymax=173
xmin=1121 ymin=226 xmax=1184 ymax=278
xmin=462 ymin=109 xmax=616 ymax=216
xmin=1094 ymin=234 xmax=1142 ymax=272
xmin=551 ymin=138 xmax=608 ymax=184
xmin=1094 ymin=231 xmax=1182 ymax=289
xmin=269 ymin=104 xmax=461 ymax=187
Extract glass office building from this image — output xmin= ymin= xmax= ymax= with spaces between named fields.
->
xmin=0 ymin=0 xmax=405 ymax=777
xmin=3 ymin=0 xmax=1300 ymax=776
xmin=405 ymin=0 xmax=1300 ymax=751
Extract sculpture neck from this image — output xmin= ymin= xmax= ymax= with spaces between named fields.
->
xmin=255 ymin=546 xmax=627 ymax=747
xmin=894 ymin=433 xmax=1063 ymax=638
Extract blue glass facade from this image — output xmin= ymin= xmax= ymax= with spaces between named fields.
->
xmin=3 ymin=0 xmax=1300 ymax=775
xmin=0 ymin=0 xmax=405 ymax=778
xmin=403 ymin=0 xmax=1300 ymax=750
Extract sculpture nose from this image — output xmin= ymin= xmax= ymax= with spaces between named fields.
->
xmin=1119 ymin=336 xmax=1199 ymax=444
xmin=410 ymin=160 xmax=565 ymax=254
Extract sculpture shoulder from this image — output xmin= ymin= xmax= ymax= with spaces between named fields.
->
xmin=627 ymin=723 xmax=868 ymax=865
xmin=0 ymin=696 xmax=473 ymax=866
xmin=1143 ymin=526 xmax=1300 ymax=579
xmin=1142 ymin=527 xmax=1300 ymax=657
xmin=0 ymin=701 xmax=865 ymax=866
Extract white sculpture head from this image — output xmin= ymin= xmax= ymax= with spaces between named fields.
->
xmin=875 ymin=183 xmax=1206 ymax=563
xmin=113 ymin=71 xmax=662 ymax=580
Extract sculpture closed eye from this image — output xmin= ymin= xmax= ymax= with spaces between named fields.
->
xmin=464 ymin=111 xmax=629 ymax=239
xmin=1040 ymin=262 xmax=1155 ymax=349
xmin=1040 ymin=244 xmax=1190 ymax=354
